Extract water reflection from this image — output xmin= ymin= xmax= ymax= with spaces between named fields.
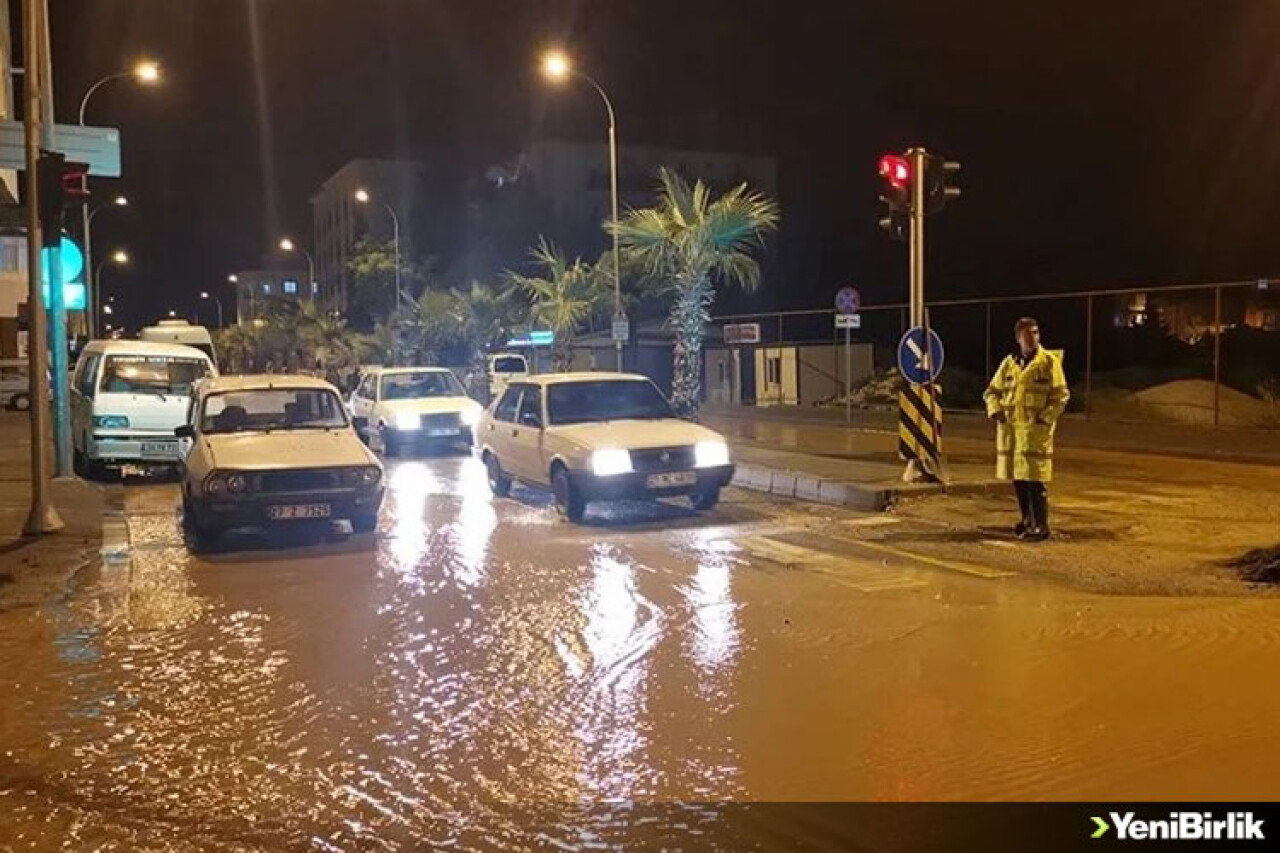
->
xmin=685 ymin=532 xmax=742 ymax=680
xmin=385 ymin=461 xmax=437 ymax=581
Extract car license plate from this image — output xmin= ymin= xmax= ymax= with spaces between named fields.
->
xmin=426 ymin=428 xmax=460 ymax=437
xmin=646 ymin=471 xmax=696 ymax=489
xmin=268 ymin=504 xmax=332 ymax=520
xmin=140 ymin=441 xmax=175 ymax=457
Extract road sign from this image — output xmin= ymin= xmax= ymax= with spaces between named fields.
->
xmin=835 ymin=314 xmax=861 ymax=330
xmin=835 ymin=286 xmax=861 ymax=315
xmin=612 ymin=315 xmax=630 ymax=343
xmin=41 ymin=235 xmax=84 ymax=285
xmin=0 ymin=122 xmax=122 ymax=177
xmin=723 ymin=323 xmax=761 ymax=345
xmin=897 ymin=326 xmax=945 ymax=384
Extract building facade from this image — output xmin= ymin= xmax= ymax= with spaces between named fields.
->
xmin=232 ymin=268 xmax=311 ymax=324
xmin=310 ymin=159 xmax=431 ymax=308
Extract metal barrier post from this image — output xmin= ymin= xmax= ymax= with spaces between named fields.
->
xmin=1085 ymin=294 xmax=1094 ymax=420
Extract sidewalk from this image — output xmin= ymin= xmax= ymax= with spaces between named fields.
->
xmin=0 ymin=413 xmax=105 ymax=612
xmin=703 ymin=403 xmax=1280 ymax=466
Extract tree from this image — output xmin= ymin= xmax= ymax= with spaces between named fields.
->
xmin=506 ymin=238 xmax=611 ymax=371
xmin=612 ymin=167 xmax=779 ymax=416
xmin=346 ymin=237 xmax=435 ymax=332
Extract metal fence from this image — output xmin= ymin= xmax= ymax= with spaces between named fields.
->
xmin=711 ymin=280 xmax=1280 ymax=428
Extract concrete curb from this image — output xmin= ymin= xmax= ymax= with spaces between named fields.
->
xmin=731 ymin=463 xmax=1002 ymax=512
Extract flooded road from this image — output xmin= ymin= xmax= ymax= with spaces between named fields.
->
xmin=2 ymin=453 xmax=1279 ymax=849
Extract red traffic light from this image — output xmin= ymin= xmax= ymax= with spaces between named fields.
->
xmin=878 ymin=154 xmax=911 ymax=190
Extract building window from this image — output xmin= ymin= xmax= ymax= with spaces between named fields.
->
xmin=312 ymin=281 xmax=320 ymax=295
xmin=766 ymin=356 xmax=782 ymax=385
xmin=262 ymin=283 xmax=272 ymax=295
xmin=283 ymin=280 xmax=298 ymax=295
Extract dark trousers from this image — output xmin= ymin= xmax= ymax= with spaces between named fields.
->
xmin=1013 ymin=480 xmax=1049 ymax=531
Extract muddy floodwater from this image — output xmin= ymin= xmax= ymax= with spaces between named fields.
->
xmin=2 ymin=455 xmax=1278 ymax=849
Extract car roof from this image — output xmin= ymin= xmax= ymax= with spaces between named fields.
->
xmin=198 ymin=374 xmax=338 ymax=394
xmin=81 ymin=339 xmax=213 ymax=359
xmin=364 ymin=366 xmax=454 ymax=376
xmin=517 ymin=372 xmax=654 ymax=386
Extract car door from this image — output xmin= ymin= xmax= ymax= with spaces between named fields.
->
xmin=70 ymin=354 xmax=99 ymax=450
xmin=349 ymin=373 xmax=377 ymax=434
xmin=508 ymin=384 xmax=546 ymax=484
xmin=485 ymin=385 xmax=526 ymax=477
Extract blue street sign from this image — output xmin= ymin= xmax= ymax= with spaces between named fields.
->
xmin=41 ymin=235 xmax=85 ymax=285
xmin=835 ymin=286 xmax=861 ymax=315
xmin=897 ymin=327 xmax=945 ymax=384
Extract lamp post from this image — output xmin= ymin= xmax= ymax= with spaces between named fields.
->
xmin=77 ymin=60 xmax=160 ymax=338
xmin=354 ymin=188 xmax=402 ymax=314
xmin=200 ymin=290 xmax=224 ymax=328
xmin=542 ymin=49 xmax=624 ymax=370
xmin=279 ymin=238 xmax=315 ymax=301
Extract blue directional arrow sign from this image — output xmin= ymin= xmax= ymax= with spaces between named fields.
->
xmin=897 ymin=327 xmax=945 ymax=384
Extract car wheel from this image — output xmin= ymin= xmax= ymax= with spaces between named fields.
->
xmin=486 ymin=453 xmax=512 ymax=497
xmin=351 ymin=511 xmax=378 ymax=534
xmin=380 ymin=427 xmax=399 ymax=458
xmin=552 ymin=467 xmax=586 ymax=523
xmin=690 ymin=486 xmax=721 ymax=511
xmin=10 ymin=392 xmax=30 ymax=412
xmin=182 ymin=493 xmax=220 ymax=551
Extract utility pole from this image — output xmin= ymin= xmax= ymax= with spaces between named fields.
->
xmin=37 ymin=0 xmax=71 ymax=477
xmin=22 ymin=0 xmax=63 ymax=534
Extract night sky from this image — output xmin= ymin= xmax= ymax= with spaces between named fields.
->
xmin=40 ymin=0 xmax=1280 ymax=329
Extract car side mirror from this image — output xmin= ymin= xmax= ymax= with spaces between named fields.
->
xmin=174 ymin=424 xmax=195 ymax=439
xmin=352 ymin=416 xmax=369 ymax=431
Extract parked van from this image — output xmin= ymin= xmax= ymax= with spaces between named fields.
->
xmin=486 ymin=352 xmax=529 ymax=402
xmin=139 ymin=319 xmax=217 ymax=362
xmin=71 ymin=340 xmax=217 ymax=477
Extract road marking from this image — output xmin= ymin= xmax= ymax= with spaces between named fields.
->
xmin=739 ymin=536 xmax=927 ymax=592
xmin=841 ymin=537 xmax=1016 ymax=579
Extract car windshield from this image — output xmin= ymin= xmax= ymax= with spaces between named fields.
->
xmin=99 ymin=356 xmax=210 ymax=396
xmin=201 ymin=388 xmax=348 ymax=434
xmin=380 ymin=371 xmax=465 ymax=400
xmin=492 ymin=357 xmax=527 ymax=374
xmin=546 ymin=380 xmax=675 ymax=425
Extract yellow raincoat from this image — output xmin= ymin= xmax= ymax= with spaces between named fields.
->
xmin=983 ymin=348 xmax=1070 ymax=482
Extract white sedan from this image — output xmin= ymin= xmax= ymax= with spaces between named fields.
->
xmin=475 ymin=373 xmax=735 ymax=522
xmin=349 ymin=367 xmax=483 ymax=456
xmin=177 ymin=375 xmax=384 ymax=548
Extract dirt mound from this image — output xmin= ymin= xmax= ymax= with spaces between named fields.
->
xmin=1228 ymin=546 xmax=1280 ymax=584
xmin=1134 ymin=379 xmax=1276 ymax=428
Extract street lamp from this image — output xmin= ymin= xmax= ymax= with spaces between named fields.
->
xmin=541 ymin=49 xmax=624 ymax=370
xmin=200 ymin=290 xmax=225 ymax=328
xmin=78 ymin=59 xmax=160 ymax=338
xmin=278 ymin=237 xmax=316 ymax=299
xmin=95 ymin=249 xmax=128 ymax=332
xmin=354 ymin=188 xmax=402 ymax=313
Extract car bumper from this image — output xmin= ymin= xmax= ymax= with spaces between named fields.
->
xmin=88 ymin=434 xmax=184 ymax=464
xmin=386 ymin=426 xmax=473 ymax=444
xmin=190 ymin=489 xmax=384 ymax=528
xmin=568 ymin=465 xmax=734 ymax=501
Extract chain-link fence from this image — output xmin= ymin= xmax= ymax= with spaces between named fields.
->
xmin=710 ymin=280 xmax=1280 ymax=428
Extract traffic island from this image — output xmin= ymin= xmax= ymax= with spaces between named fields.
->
xmin=727 ymin=441 xmax=1003 ymax=512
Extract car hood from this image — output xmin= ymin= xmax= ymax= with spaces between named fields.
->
xmin=377 ymin=397 xmax=480 ymax=417
xmin=205 ymin=430 xmax=376 ymax=470
xmin=549 ymin=419 xmax=727 ymax=451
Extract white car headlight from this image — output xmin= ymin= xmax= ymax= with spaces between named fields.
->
xmin=394 ymin=413 xmax=420 ymax=431
xmin=591 ymin=448 xmax=633 ymax=477
xmin=460 ymin=406 xmax=480 ymax=427
xmin=695 ymin=440 xmax=730 ymax=468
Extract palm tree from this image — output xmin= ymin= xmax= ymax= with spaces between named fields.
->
xmin=506 ymin=238 xmax=610 ymax=371
xmin=612 ymin=167 xmax=779 ymax=416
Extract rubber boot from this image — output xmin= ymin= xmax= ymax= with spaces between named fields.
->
xmin=1025 ymin=485 xmax=1051 ymax=542
xmin=1013 ymin=481 xmax=1031 ymax=537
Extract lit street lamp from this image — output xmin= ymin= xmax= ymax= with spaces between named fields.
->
xmin=542 ymin=49 xmax=624 ymax=370
xmin=200 ymin=290 xmax=225 ymax=328
xmin=278 ymin=237 xmax=316 ymax=300
xmin=95 ymin=250 xmax=128 ymax=332
xmin=354 ymin=188 xmax=403 ymax=313
xmin=78 ymin=59 xmax=161 ymax=338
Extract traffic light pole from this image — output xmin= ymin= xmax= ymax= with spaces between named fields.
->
xmin=903 ymin=147 xmax=933 ymax=483
xmin=22 ymin=0 xmax=63 ymax=535
xmin=37 ymin=0 xmax=72 ymax=477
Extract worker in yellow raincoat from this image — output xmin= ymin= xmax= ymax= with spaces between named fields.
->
xmin=983 ymin=318 xmax=1070 ymax=541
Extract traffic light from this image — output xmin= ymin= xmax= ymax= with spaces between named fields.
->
xmin=36 ymin=151 xmax=91 ymax=242
xmin=924 ymin=155 xmax=961 ymax=214
xmin=877 ymin=153 xmax=912 ymax=212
